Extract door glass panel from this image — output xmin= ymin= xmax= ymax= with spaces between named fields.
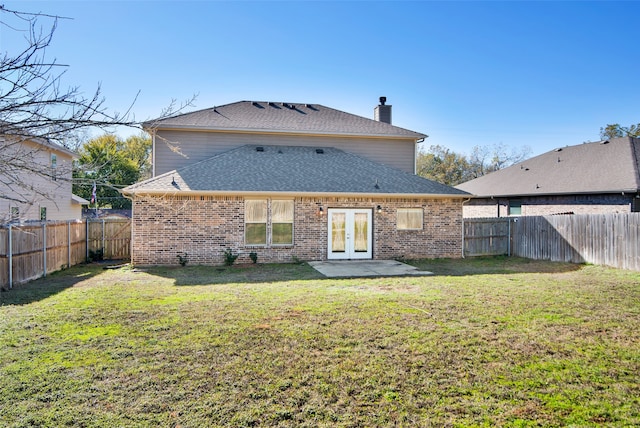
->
xmin=354 ymin=213 xmax=368 ymax=252
xmin=331 ymin=213 xmax=345 ymax=252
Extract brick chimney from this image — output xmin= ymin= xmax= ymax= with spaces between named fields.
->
xmin=374 ymin=96 xmax=392 ymax=124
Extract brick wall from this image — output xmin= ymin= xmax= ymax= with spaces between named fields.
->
xmin=463 ymin=194 xmax=634 ymax=218
xmin=132 ymin=195 xmax=463 ymax=266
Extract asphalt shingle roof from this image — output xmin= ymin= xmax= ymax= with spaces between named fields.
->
xmin=124 ymin=145 xmax=468 ymax=197
xmin=143 ymin=101 xmax=425 ymax=139
xmin=456 ymin=137 xmax=640 ymax=197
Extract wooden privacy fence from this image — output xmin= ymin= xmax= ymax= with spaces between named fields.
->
xmin=463 ymin=217 xmax=512 ymax=257
xmin=464 ymin=213 xmax=640 ymax=271
xmin=0 ymin=219 xmax=131 ymax=289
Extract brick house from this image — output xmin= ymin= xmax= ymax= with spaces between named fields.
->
xmin=123 ymin=98 xmax=469 ymax=266
xmin=456 ymin=136 xmax=640 ymax=217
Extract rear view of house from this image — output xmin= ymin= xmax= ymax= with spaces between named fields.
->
xmin=124 ymin=98 xmax=469 ymax=265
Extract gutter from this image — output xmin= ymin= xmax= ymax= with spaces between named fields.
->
xmin=121 ymin=189 xmax=471 ymax=200
xmin=143 ymin=125 xmax=425 ymax=141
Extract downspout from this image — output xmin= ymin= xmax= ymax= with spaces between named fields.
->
xmin=414 ymin=137 xmax=426 ymax=175
xmin=120 ymin=190 xmax=135 ymax=265
xmin=151 ymin=130 xmax=157 ymax=178
xmin=461 ymin=198 xmax=471 ymax=258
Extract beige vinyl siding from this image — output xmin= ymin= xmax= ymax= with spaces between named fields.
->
xmin=0 ymin=139 xmax=82 ymax=222
xmin=153 ymin=130 xmax=417 ymax=176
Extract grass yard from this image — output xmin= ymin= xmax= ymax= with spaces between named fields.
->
xmin=1 ymin=257 xmax=639 ymax=427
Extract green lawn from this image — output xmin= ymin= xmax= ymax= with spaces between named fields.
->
xmin=1 ymin=258 xmax=639 ymax=427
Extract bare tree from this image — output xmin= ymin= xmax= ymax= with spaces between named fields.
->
xmin=0 ymin=6 xmax=193 ymax=218
xmin=0 ymin=6 xmax=138 ymax=145
xmin=468 ymin=143 xmax=531 ymax=179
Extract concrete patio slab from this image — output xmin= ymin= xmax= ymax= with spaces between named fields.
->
xmin=308 ymin=260 xmax=433 ymax=278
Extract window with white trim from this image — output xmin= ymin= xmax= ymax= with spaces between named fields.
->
xmin=50 ymin=153 xmax=58 ymax=181
xmin=245 ymin=199 xmax=294 ymax=246
xmin=397 ymin=208 xmax=423 ymax=230
xmin=245 ymin=200 xmax=267 ymax=245
xmin=271 ymin=200 xmax=294 ymax=245
xmin=10 ymin=206 xmax=19 ymax=222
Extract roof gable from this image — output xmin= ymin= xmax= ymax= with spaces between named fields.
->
xmin=456 ymin=137 xmax=640 ymax=197
xmin=125 ymin=145 xmax=467 ymax=197
xmin=144 ymin=101 xmax=425 ymax=139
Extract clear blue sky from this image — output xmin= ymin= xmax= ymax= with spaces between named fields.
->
xmin=3 ymin=1 xmax=639 ymax=156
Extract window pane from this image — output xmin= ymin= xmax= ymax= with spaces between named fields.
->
xmin=245 ymin=200 xmax=267 ymax=222
xmin=272 ymin=200 xmax=293 ymax=222
xmin=509 ymin=200 xmax=522 ymax=216
xmin=272 ymin=223 xmax=293 ymax=245
xmin=354 ymin=213 xmax=368 ymax=252
xmin=397 ymin=208 xmax=423 ymax=230
xmin=331 ymin=213 xmax=345 ymax=252
xmin=246 ymin=223 xmax=267 ymax=245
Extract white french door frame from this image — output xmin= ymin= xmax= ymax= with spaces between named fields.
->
xmin=327 ymin=208 xmax=373 ymax=260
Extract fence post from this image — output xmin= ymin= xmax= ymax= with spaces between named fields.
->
xmin=8 ymin=224 xmax=12 ymax=289
xmin=508 ymin=218 xmax=511 ymax=257
xmin=67 ymin=221 xmax=71 ymax=268
xmin=86 ymin=219 xmax=89 ymax=261
xmin=43 ymin=222 xmax=47 ymax=278
xmin=102 ymin=219 xmax=105 ymax=255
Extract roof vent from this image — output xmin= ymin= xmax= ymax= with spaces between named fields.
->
xmin=256 ymin=146 xmax=264 ymax=152
xmin=252 ymin=101 xmax=263 ymax=108
xmin=554 ymin=148 xmax=562 ymax=152
xmin=601 ymin=140 xmax=610 ymax=145
xmin=315 ymin=148 xmax=324 ymax=154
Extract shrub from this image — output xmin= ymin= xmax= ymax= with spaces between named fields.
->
xmin=88 ymin=248 xmax=104 ymax=262
xmin=223 ymin=248 xmax=239 ymax=266
xmin=177 ymin=252 xmax=188 ymax=267
xmin=249 ymin=252 xmax=258 ymax=264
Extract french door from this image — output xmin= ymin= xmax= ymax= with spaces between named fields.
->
xmin=327 ymin=209 xmax=372 ymax=259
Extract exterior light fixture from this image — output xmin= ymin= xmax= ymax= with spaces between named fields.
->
xmin=318 ymin=206 xmax=324 ymax=216
xmin=376 ymin=205 xmax=382 ymax=214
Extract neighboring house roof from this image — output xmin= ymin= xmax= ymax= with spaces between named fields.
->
xmin=72 ymin=194 xmax=90 ymax=205
xmin=143 ymin=101 xmax=426 ymax=139
xmin=0 ymin=132 xmax=78 ymax=159
xmin=124 ymin=145 xmax=468 ymax=198
xmin=456 ymin=137 xmax=640 ymax=197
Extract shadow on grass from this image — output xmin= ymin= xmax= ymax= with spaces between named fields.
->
xmin=406 ymin=256 xmax=584 ymax=276
xmin=145 ymin=256 xmax=584 ymax=286
xmin=0 ymin=262 xmax=110 ymax=306
xmin=144 ymin=262 xmax=326 ymax=286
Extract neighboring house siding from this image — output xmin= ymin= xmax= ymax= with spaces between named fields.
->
xmin=0 ymin=139 xmax=81 ymax=222
xmin=153 ymin=130 xmax=417 ymax=176
xmin=131 ymin=195 xmax=462 ymax=266
xmin=463 ymin=194 xmax=633 ymax=218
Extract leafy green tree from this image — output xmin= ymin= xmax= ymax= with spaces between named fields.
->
xmin=600 ymin=123 xmax=640 ymax=140
xmin=417 ymin=145 xmax=471 ymax=186
xmin=73 ymin=134 xmax=151 ymax=209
